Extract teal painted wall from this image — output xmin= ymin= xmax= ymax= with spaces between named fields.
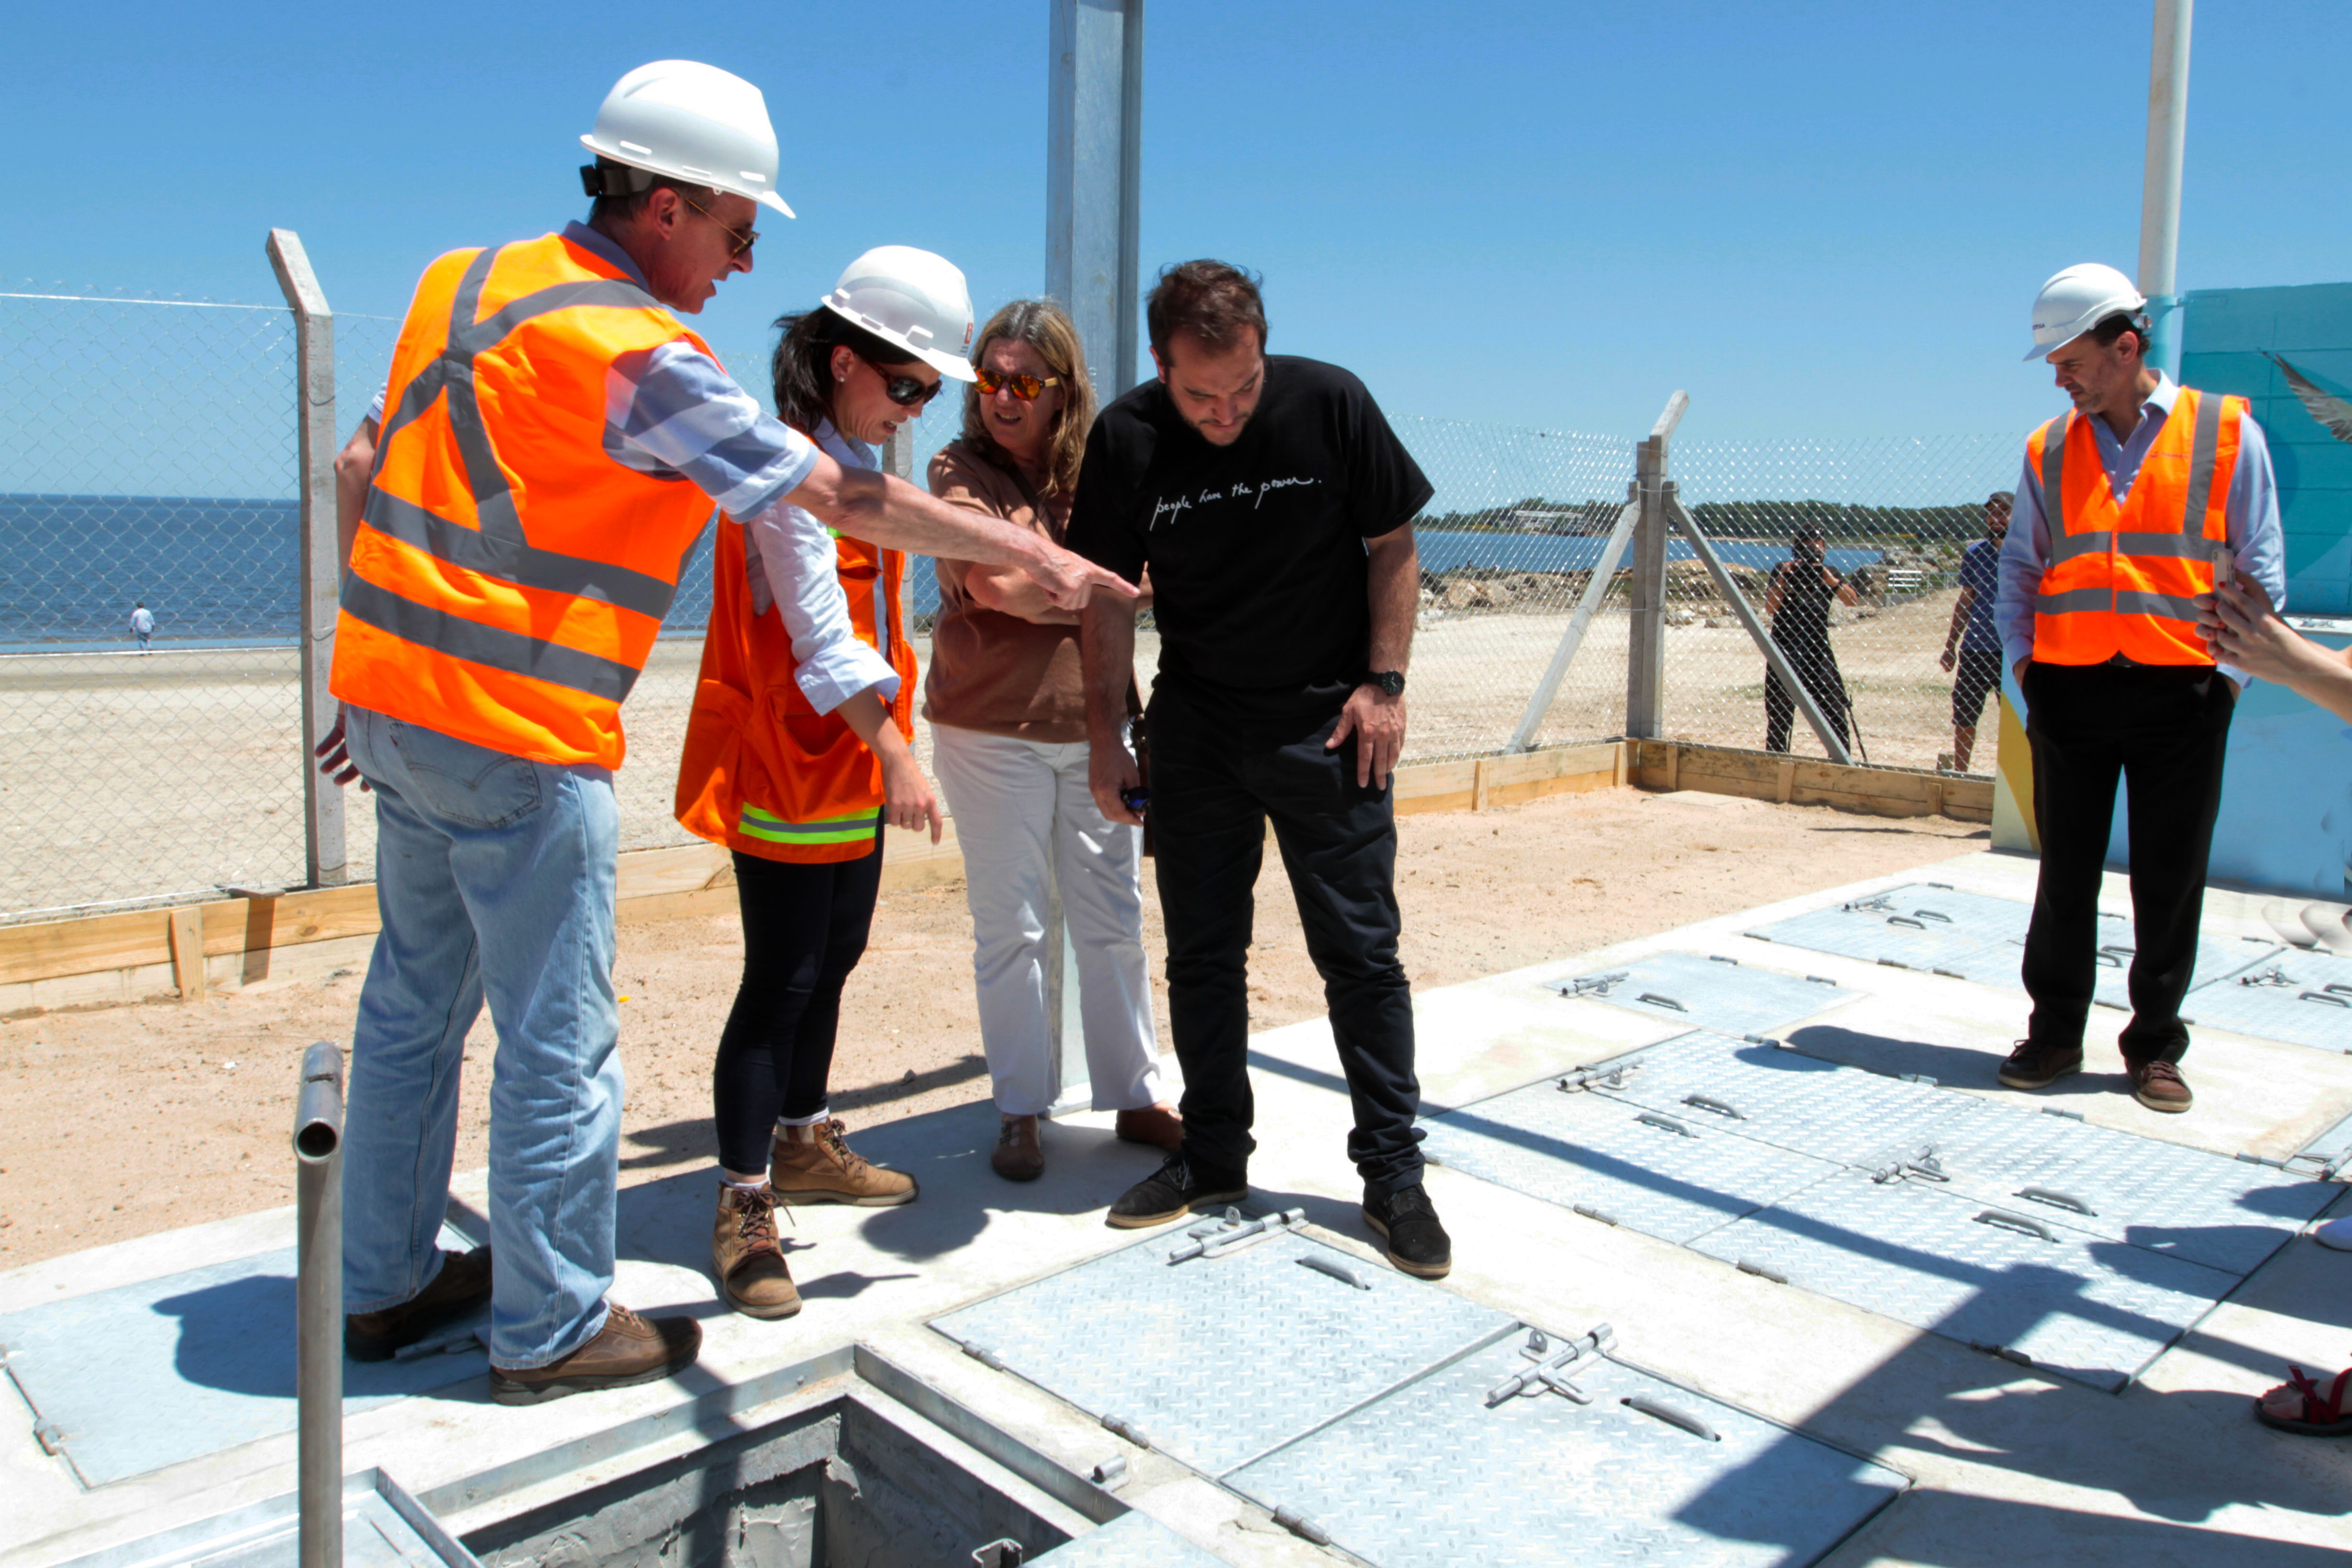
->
xmin=2179 ymin=281 xmax=2352 ymax=615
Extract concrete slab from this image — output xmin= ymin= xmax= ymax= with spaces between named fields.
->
xmin=2 ymin=848 xmax=2347 ymax=1568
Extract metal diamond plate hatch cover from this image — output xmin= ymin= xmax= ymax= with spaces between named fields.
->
xmin=1743 ymin=903 xmax=2002 ymax=977
xmin=1421 ymin=1079 xmax=1842 ymax=1244
xmin=1227 ymin=1333 xmax=1906 ymax=1568
xmin=1030 ymin=1512 xmax=1227 ymax=1567
xmin=2179 ymin=948 xmax=2352 ymax=1052
xmin=1923 ymin=1102 xmax=2337 ymax=1276
xmin=2090 ymin=932 xmax=2277 ymax=1012
xmin=1688 ymin=1170 xmax=2238 ymax=1391
xmin=1545 ymin=951 xmax=1856 ymax=1037
xmin=929 ymin=1228 xmax=1513 ymax=1477
xmin=1579 ymin=1030 xmax=1985 ymax=1168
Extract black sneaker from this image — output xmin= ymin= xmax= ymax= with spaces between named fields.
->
xmin=1363 ymin=1183 xmax=1452 ymax=1279
xmin=1106 ymin=1152 xmax=1247 ymax=1229
xmin=1998 ymin=1038 xmax=2083 ymax=1090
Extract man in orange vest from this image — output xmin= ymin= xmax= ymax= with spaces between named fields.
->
xmin=1994 ymin=263 xmax=2284 ymax=1114
xmin=317 ymin=62 xmax=1132 ymax=1404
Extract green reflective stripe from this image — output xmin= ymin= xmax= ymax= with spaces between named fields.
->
xmin=339 ymin=574 xmax=639 ymax=702
xmin=741 ymin=804 xmax=872 ymax=828
xmin=2181 ymin=389 xmax=2224 ymax=538
xmin=737 ymin=805 xmax=880 ymax=844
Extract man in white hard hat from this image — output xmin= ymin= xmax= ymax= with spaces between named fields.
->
xmin=1992 ymin=262 xmax=2283 ymax=1114
xmin=318 ymin=61 xmax=1133 ymax=1405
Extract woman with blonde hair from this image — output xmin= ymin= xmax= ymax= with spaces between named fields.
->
xmin=926 ymin=300 xmax=1179 ymax=1181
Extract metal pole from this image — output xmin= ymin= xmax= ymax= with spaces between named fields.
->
xmin=1507 ymin=489 xmax=1639 ymax=752
xmin=293 ymin=1040 xmax=346 ymax=1568
xmin=1661 ymin=486 xmax=1853 ymax=766
xmin=2137 ymin=0 xmax=2193 ymax=380
xmin=267 ymin=230 xmax=348 ymax=889
xmin=1623 ymin=391 xmax=1686 ymax=739
xmin=1047 ymin=0 xmax=1146 ymax=398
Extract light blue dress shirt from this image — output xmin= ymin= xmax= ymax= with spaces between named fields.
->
xmin=1995 ymin=372 xmax=2285 ymax=687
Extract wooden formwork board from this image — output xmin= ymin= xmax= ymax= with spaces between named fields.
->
xmin=1625 ymin=739 xmax=1993 ymax=822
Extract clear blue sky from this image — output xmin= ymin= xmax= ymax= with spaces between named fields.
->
xmin=11 ymin=0 xmax=2349 ymax=443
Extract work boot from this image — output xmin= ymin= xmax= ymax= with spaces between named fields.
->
xmin=1997 ymin=1038 xmax=2083 ymax=1091
xmin=2128 ymin=1059 xmax=2194 ymax=1114
xmin=1363 ymin=1182 xmax=1453 ymax=1280
xmin=345 ymin=1245 xmax=492 ymax=1362
xmin=1114 ymin=1103 xmax=1185 ymax=1152
xmin=711 ymin=1184 xmax=801 ymax=1320
xmin=488 ymin=1304 xmax=700 ymax=1407
xmin=772 ymin=1118 xmax=917 ymax=1206
xmin=992 ymin=1114 xmax=1044 ymax=1182
xmin=1106 ymin=1151 xmax=1247 ymax=1229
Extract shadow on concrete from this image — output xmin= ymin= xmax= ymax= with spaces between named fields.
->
xmin=1842 ymin=1483 xmax=2352 ymax=1564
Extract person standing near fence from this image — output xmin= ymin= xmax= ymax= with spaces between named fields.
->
xmin=924 ymin=299 xmax=1182 ymax=1184
xmin=672 ymin=248 xmax=974 ymax=1322
xmin=128 ymin=601 xmax=153 ymax=652
xmin=1070 ymin=261 xmax=1454 ymax=1280
xmin=1994 ymin=263 xmax=2283 ymax=1115
xmin=315 ymin=61 xmax=1134 ymax=1403
xmin=1938 ymin=491 xmax=2012 ymax=772
xmin=1761 ymin=525 xmax=1857 ymax=754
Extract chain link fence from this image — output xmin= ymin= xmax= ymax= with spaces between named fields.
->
xmin=1 ymin=273 xmax=2020 ymax=925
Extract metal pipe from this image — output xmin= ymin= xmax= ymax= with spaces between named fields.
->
xmin=1661 ymin=486 xmax=1853 ymax=766
xmin=2137 ymin=0 xmax=2193 ymax=379
xmin=1507 ymin=489 xmax=1640 ymax=752
xmin=294 ymin=1040 xmax=345 ymax=1568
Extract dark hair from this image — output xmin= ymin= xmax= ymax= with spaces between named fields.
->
xmin=1792 ymin=525 xmax=1826 ymax=546
xmin=769 ymin=306 xmax=921 ymax=438
xmin=582 ymin=157 xmax=720 ymax=227
xmin=2087 ymin=311 xmax=2151 ymax=360
xmin=1147 ymin=259 xmax=1267 ymax=363
xmin=1987 ymin=490 xmax=2014 ymax=509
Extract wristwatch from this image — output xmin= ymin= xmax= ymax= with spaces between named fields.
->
xmin=1367 ymin=670 xmax=1407 ymax=697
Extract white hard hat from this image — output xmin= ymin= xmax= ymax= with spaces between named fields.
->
xmin=2025 ymin=262 xmax=2147 ymax=361
xmin=580 ymin=60 xmax=795 ymax=218
xmin=821 ymin=247 xmax=979 ymax=382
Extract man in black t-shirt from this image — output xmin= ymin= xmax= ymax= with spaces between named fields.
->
xmin=1762 ymin=525 xmax=1859 ymax=754
xmin=1067 ymin=260 xmax=1452 ymax=1279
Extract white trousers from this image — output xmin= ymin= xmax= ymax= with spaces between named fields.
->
xmin=930 ymin=723 xmax=1163 ymax=1116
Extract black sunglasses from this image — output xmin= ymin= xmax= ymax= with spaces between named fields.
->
xmin=861 ymin=354 xmax=947 ymax=408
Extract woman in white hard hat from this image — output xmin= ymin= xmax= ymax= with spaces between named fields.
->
xmin=672 ymin=247 xmax=971 ymax=1320
xmin=923 ymin=300 xmax=1181 ymax=1182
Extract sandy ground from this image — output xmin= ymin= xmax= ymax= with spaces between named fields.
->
xmin=0 ymin=785 xmax=1984 ymax=1268
xmin=0 ymin=591 xmax=1977 ymax=920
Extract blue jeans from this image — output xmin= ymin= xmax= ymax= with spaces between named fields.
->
xmin=339 ymin=706 xmax=621 ymax=1369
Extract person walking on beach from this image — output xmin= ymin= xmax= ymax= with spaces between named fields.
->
xmin=1070 ymin=260 xmax=1454 ymax=1280
xmin=129 ymin=602 xmax=153 ymax=652
xmin=1994 ymin=262 xmax=2283 ymax=1115
xmin=1762 ymin=525 xmax=1857 ymax=754
xmin=314 ymin=61 xmax=1133 ymax=1405
xmin=1938 ymin=492 xmax=2011 ymax=772
xmin=672 ymin=247 xmax=976 ymax=1321
xmin=925 ymin=299 xmax=1182 ymax=1184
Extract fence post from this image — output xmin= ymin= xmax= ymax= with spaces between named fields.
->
xmin=1624 ymin=391 xmax=1687 ymax=739
xmin=267 ymin=230 xmax=347 ymax=889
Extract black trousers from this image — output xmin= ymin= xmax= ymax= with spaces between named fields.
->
xmin=2021 ymin=661 xmax=2236 ymax=1064
xmin=711 ymin=836 xmax=883 ymax=1172
xmin=1763 ymin=646 xmax=1852 ymax=754
xmin=1146 ymin=687 xmax=1424 ymax=1194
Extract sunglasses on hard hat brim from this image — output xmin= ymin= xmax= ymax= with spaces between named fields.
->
xmin=678 ymin=192 xmax=758 ymax=258
xmin=974 ymin=367 xmax=1064 ymax=402
xmin=859 ymin=354 xmax=947 ymax=409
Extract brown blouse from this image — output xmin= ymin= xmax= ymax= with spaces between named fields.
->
xmin=923 ymin=439 xmax=1091 ymax=743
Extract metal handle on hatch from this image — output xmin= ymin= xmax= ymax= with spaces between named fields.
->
xmin=2017 ymin=1187 xmax=2096 ymax=1216
xmin=1912 ymin=909 xmax=1952 ymax=923
xmin=1622 ymin=1396 xmax=1720 ymax=1442
xmin=1636 ymin=992 xmax=1687 ymax=1012
xmin=1295 ymin=1253 xmax=1371 ymax=1291
xmin=1637 ymin=1112 xmax=1697 ymax=1137
xmin=1974 ymin=1208 xmax=2060 ymax=1243
xmin=2300 ymin=990 xmax=2351 ymax=1009
xmin=1682 ymin=1093 xmax=1746 ymax=1120
xmin=1888 ymin=916 xmax=1927 ymax=929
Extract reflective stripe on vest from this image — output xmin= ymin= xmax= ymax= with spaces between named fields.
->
xmin=736 ymin=804 xmax=880 ymax=846
xmin=2028 ymin=386 xmax=2242 ymax=667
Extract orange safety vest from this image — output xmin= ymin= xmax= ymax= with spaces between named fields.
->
xmin=2027 ymin=385 xmax=2246 ymax=666
xmin=330 ymin=232 xmax=720 ymax=768
xmin=673 ymin=507 xmax=915 ymax=864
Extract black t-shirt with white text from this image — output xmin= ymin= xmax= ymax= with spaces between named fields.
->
xmin=1065 ymin=355 xmax=1432 ymax=735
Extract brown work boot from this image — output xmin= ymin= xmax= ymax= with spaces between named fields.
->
xmin=345 ymin=1245 xmax=491 ymax=1362
xmin=2129 ymin=1059 xmax=2194 ymax=1114
xmin=1114 ymin=1103 xmax=1184 ymax=1152
xmin=711 ymin=1184 xmax=801 ymax=1320
xmin=488 ymin=1303 xmax=700 ymax=1407
xmin=772 ymin=1118 xmax=917 ymax=1206
xmin=1997 ymin=1038 xmax=2083 ymax=1091
xmin=992 ymin=1114 xmax=1044 ymax=1182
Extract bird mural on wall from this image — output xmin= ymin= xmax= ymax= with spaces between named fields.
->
xmin=2263 ymin=351 xmax=2352 ymax=443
